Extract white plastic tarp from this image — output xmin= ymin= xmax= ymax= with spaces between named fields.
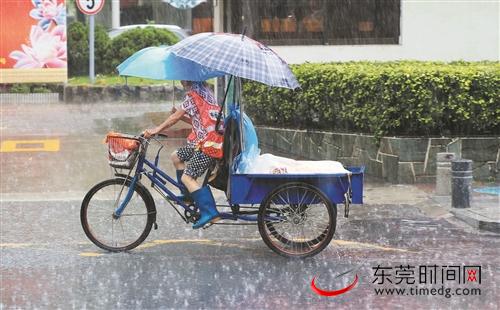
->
xmin=239 ymin=153 xmax=351 ymax=175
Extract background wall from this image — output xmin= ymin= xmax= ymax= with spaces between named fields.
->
xmin=256 ymin=127 xmax=500 ymax=183
xmin=271 ymin=0 xmax=500 ymax=63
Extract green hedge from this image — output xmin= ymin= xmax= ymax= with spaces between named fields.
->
xmin=68 ymin=22 xmax=179 ymax=76
xmin=1 ymin=83 xmax=61 ymax=93
xmin=67 ymin=21 xmax=111 ymax=76
xmin=103 ymin=27 xmax=179 ymax=74
xmin=244 ymin=61 xmax=500 ymax=137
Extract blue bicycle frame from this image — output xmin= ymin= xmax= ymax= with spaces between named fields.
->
xmin=113 ymin=137 xmax=189 ymax=216
xmin=112 ymin=136 xmax=262 ymax=223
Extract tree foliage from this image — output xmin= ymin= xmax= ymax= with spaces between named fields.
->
xmin=68 ymin=22 xmax=179 ymax=76
xmin=244 ymin=61 xmax=500 ymax=137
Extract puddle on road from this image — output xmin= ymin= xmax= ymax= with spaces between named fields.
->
xmin=1 ymin=103 xmax=190 ymax=195
xmin=474 ymin=186 xmax=500 ymax=196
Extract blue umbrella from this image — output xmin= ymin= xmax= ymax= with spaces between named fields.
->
xmin=170 ymin=32 xmax=300 ymax=89
xmin=117 ymin=46 xmax=225 ymax=81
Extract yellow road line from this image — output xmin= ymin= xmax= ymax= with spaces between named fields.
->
xmin=332 ymin=240 xmax=415 ymax=253
xmin=241 ymin=238 xmax=413 ymax=252
xmin=75 ymin=240 xmax=215 ymax=257
xmin=136 ymin=239 xmax=213 ymax=250
xmin=0 ymin=243 xmax=33 ymax=248
xmin=0 ymin=139 xmax=60 ymax=152
xmin=79 ymin=252 xmax=103 ymax=257
xmin=138 ymin=239 xmax=411 ymax=252
xmin=1 ymin=238 xmax=414 ymax=255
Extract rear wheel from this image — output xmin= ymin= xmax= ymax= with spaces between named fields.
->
xmin=81 ymin=178 xmax=155 ymax=252
xmin=258 ymin=182 xmax=336 ymax=258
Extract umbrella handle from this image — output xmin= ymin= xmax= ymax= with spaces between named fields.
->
xmin=241 ymin=26 xmax=247 ymax=40
xmin=172 ymin=80 xmax=176 ymax=108
xmin=215 ymin=75 xmax=233 ymax=132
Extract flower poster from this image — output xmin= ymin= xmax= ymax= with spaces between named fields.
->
xmin=0 ymin=0 xmax=67 ymax=83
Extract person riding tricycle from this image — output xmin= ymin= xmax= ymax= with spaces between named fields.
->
xmin=143 ymin=80 xmax=223 ymax=229
xmin=81 ymin=32 xmax=364 ymax=258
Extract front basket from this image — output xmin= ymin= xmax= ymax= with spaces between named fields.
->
xmin=106 ymin=134 xmax=140 ymax=169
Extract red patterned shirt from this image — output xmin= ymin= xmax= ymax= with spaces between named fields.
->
xmin=180 ymin=83 xmax=218 ymax=145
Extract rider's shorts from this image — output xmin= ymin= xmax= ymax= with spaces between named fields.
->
xmin=177 ymin=145 xmax=214 ymax=179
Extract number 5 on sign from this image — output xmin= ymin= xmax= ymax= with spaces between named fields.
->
xmin=76 ymin=0 xmax=105 ymax=15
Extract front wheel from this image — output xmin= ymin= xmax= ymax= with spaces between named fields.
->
xmin=81 ymin=178 xmax=156 ymax=252
xmin=258 ymin=182 xmax=336 ymax=258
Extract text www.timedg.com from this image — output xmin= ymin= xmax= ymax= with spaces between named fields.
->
xmin=374 ymin=286 xmax=481 ymax=298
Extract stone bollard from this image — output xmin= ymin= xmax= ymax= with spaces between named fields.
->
xmin=435 ymin=153 xmax=456 ymax=195
xmin=451 ymin=159 xmax=473 ymax=208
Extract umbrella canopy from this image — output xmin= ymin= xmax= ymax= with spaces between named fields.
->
xmin=116 ymin=46 xmax=225 ymax=81
xmin=162 ymin=0 xmax=207 ymax=9
xmin=170 ymin=32 xmax=300 ymax=89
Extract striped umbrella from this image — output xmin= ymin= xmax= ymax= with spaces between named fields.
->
xmin=170 ymin=32 xmax=300 ymax=89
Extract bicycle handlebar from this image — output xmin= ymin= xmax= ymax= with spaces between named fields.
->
xmin=138 ymin=132 xmax=168 ymax=141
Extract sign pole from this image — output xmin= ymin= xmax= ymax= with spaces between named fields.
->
xmin=89 ymin=14 xmax=95 ymax=84
xmin=76 ymin=0 xmax=105 ymax=84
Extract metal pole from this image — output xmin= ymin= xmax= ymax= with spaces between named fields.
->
xmin=213 ymin=0 xmax=224 ymax=104
xmin=451 ymin=159 xmax=473 ymax=208
xmin=435 ymin=152 xmax=456 ymax=195
xmin=237 ymin=77 xmax=244 ymax=152
xmin=89 ymin=15 xmax=95 ymax=84
xmin=172 ymin=80 xmax=175 ymax=108
xmin=111 ymin=0 xmax=120 ymax=29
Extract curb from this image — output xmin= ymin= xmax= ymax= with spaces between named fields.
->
xmin=0 ymin=84 xmax=184 ymax=104
xmin=450 ymin=208 xmax=500 ymax=233
xmin=431 ymin=195 xmax=500 ymax=233
xmin=63 ymin=84 xmax=184 ymax=103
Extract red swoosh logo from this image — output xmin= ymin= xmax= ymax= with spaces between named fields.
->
xmin=311 ymin=274 xmax=359 ymax=297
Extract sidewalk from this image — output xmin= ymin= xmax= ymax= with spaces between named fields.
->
xmin=364 ymin=182 xmax=500 ymax=233
xmin=444 ymin=190 xmax=500 ymax=233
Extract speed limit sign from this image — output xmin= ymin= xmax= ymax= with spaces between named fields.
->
xmin=76 ymin=0 xmax=105 ymax=15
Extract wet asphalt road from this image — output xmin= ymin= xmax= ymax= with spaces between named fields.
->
xmin=1 ymin=102 xmax=499 ymax=309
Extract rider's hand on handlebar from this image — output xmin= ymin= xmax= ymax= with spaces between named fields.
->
xmin=143 ymin=128 xmax=158 ymax=139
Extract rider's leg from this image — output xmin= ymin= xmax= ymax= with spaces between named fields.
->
xmin=180 ymin=174 xmax=201 ymax=193
xmin=171 ymin=150 xmax=185 ymax=170
xmin=172 ymin=149 xmax=191 ymax=200
xmin=183 ymin=151 xmax=220 ymax=229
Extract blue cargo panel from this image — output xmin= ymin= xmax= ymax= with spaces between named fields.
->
xmin=230 ymin=166 xmax=364 ymax=205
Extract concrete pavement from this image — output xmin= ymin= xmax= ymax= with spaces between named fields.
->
xmin=435 ymin=190 xmax=499 ymax=233
xmin=1 ymin=101 xmax=499 ymax=309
